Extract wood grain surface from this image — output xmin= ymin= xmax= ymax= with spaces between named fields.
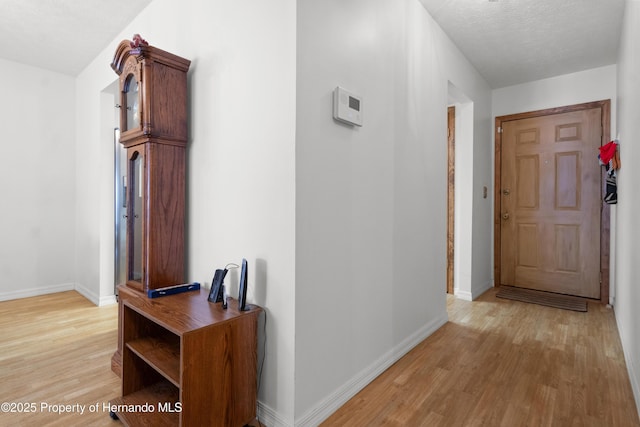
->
xmin=322 ymin=288 xmax=639 ymax=426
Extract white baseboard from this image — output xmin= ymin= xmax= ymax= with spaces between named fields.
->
xmin=295 ymin=313 xmax=448 ymax=427
xmin=616 ymin=315 xmax=640 ymax=421
xmin=73 ymin=284 xmax=116 ymax=306
xmin=454 ymin=288 xmax=473 ymax=301
xmin=0 ymin=283 xmax=116 ymax=307
xmin=256 ymin=401 xmax=293 ymax=427
xmin=0 ymin=283 xmax=75 ymax=302
xmin=99 ymin=294 xmax=118 ymax=306
xmin=74 ymin=283 xmax=100 ymax=305
xmin=455 ymin=280 xmax=493 ymax=301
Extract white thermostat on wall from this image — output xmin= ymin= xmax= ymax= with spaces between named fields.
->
xmin=333 ymin=86 xmax=363 ymax=127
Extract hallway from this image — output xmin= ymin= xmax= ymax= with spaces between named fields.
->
xmin=322 ymin=288 xmax=639 ymax=426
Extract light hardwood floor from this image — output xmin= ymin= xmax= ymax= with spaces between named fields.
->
xmin=0 ymin=291 xmax=120 ymax=426
xmin=1 ymin=289 xmax=638 ymax=426
xmin=322 ymin=288 xmax=640 ymax=426
xmin=0 ymin=291 xmax=263 ymax=427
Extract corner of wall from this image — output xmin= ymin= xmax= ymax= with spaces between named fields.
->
xmin=74 ymin=283 xmax=101 ymax=306
xmin=454 ymin=289 xmax=473 ymax=301
xmin=472 ymin=280 xmax=493 ymax=300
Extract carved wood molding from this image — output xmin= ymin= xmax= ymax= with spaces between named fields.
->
xmin=111 ymin=38 xmax=191 ymax=75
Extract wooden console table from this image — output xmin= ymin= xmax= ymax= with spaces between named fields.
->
xmin=110 ymin=286 xmax=262 ymax=426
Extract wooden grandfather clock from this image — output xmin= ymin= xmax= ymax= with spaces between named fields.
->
xmin=112 ymin=35 xmax=191 ymax=293
xmin=110 ymin=35 xmax=191 ymax=375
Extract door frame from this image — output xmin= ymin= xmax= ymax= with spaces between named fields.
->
xmin=494 ymin=99 xmax=611 ymax=303
xmin=447 ymin=106 xmax=455 ymax=294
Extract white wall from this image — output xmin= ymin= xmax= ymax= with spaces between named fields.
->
xmin=0 ymin=59 xmax=76 ymax=301
xmin=295 ymin=0 xmax=492 ymax=423
xmin=445 ymin=60 xmax=494 ymax=301
xmin=614 ymin=0 xmax=640 ymax=416
xmin=75 ymin=0 xmax=297 ymax=424
xmin=493 ymin=65 xmax=617 ymax=117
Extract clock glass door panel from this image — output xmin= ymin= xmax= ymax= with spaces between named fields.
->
xmin=128 ymin=150 xmax=143 ymax=284
xmin=114 ymin=128 xmax=127 ymax=290
xmin=124 ymin=74 xmax=140 ymax=132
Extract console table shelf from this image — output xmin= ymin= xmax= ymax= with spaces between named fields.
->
xmin=126 ymin=337 xmax=181 ymax=386
xmin=111 ymin=381 xmax=180 ymax=426
xmin=111 ymin=286 xmax=262 ymax=426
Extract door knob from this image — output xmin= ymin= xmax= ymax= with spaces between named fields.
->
xmin=502 ymin=212 xmax=510 ymax=220
xmin=503 ymin=189 xmax=510 ymax=196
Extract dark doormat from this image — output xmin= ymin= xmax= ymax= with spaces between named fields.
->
xmin=496 ymin=286 xmax=588 ymax=312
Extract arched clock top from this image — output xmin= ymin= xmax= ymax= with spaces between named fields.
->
xmin=111 ymin=39 xmax=143 ymax=77
xmin=110 ymin=36 xmax=191 ymax=76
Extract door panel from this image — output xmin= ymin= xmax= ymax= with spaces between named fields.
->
xmin=500 ymin=108 xmax=601 ymax=298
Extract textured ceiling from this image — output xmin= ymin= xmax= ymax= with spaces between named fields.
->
xmin=0 ymin=0 xmax=626 ymax=85
xmin=419 ymin=0 xmax=626 ymax=88
xmin=0 ymin=0 xmax=153 ymax=76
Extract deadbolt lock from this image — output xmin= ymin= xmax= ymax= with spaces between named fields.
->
xmin=502 ymin=212 xmax=510 ymax=220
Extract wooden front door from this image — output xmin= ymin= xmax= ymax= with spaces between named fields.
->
xmin=500 ymin=108 xmax=602 ymax=298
